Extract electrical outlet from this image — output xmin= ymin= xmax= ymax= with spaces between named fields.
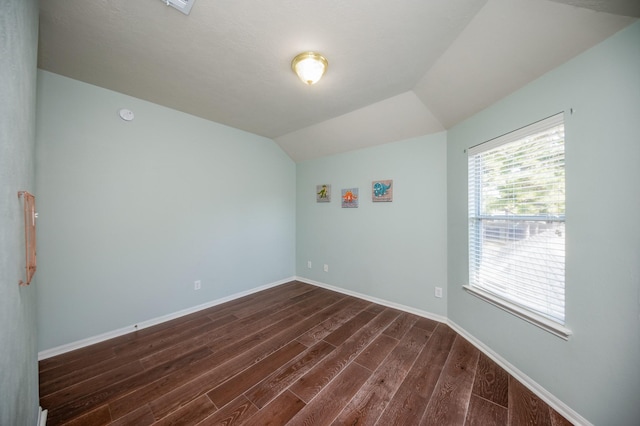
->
xmin=435 ymin=287 xmax=442 ymax=298
xmin=323 ymin=264 xmax=329 ymax=272
xmin=307 ymin=261 xmax=312 ymax=269
xmin=194 ymin=280 xmax=201 ymax=290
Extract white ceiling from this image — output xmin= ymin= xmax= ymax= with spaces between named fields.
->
xmin=38 ymin=0 xmax=637 ymax=162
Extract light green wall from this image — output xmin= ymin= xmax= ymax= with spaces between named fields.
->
xmin=447 ymin=21 xmax=640 ymax=424
xmin=35 ymin=71 xmax=296 ymax=351
xmin=296 ymin=134 xmax=448 ymax=316
xmin=0 ymin=0 xmax=40 ymax=424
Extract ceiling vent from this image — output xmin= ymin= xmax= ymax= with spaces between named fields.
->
xmin=162 ymin=0 xmax=195 ymax=15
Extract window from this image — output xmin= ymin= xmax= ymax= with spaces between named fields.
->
xmin=465 ymin=113 xmax=571 ymax=339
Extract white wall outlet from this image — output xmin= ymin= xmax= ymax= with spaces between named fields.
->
xmin=323 ymin=264 xmax=329 ymax=272
xmin=435 ymin=287 xmax=443 ymax=298
xmin=307 ymin=261 xmax=312 ymax=269
xmin=194 ymin=280 xmax=201 ymax=290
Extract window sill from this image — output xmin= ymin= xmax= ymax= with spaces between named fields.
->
xmin=462 ymin=285 xmax=572 ymax=340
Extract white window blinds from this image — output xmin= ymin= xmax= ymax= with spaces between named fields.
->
xmin=468 ymin=113 xmax=566 ymax=326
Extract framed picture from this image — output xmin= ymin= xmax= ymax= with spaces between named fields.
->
xmin=372 ymin=180 xmax=393 ymax=202
xmin=341 ymin=188 xmax=359 ymax=208
xmin=316 ymin=184 xmax=331 ymax=202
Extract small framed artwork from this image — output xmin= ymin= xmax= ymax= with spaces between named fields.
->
xmin=372 ymin=180 xmax=393 ymax=202
xmin=316 ymin=184 xmax=331 ymax=202
xmin=341 ymin=188 xmax=359 ymax=208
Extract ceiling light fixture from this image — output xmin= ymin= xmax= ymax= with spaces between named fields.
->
xmin=291 ymin=52 xmax=328 ymax=85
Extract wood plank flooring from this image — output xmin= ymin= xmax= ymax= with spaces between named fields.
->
xmin=39 ymin=281 xmax=573 ymax=425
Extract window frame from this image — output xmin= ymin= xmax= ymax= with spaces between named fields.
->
xmin=464 ymin=113 xmax=572 ymax=340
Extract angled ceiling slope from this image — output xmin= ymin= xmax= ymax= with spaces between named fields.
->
xmin=38 ymin=0 xmax=636 ymax=161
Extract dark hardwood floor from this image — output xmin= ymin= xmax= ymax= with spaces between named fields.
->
xmin=39 ymin=281 xmax=573 ymax=425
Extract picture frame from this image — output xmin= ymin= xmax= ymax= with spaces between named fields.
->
xmin=316 ymin=184 xmax=331 ymax=202
xmin=372 ymin=179 xmax=393 ymax=202
xmin=341 ymin=188 xmax=359 ymax=208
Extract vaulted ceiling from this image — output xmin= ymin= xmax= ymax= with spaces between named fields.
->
xmin=38 ymin=0 xmax=638 ymax=161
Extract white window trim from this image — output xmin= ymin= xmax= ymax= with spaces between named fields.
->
xmin=463 ymin=285 xmax=572 ymax=339
xmin=466 ymin=112 xmax=572 ymax=340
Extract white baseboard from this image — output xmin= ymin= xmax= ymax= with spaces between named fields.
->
xmin=295 ymin=276 xmax=448 ymax=324
xmin=38 ymin=406 xmax=48 ymax=426
xmin=37 ymin=277 xmax=295 ymax=360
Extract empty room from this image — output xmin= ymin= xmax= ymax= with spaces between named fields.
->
xmin=2 ymin=0 xmax=639 ymax=425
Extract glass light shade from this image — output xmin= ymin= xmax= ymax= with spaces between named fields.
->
xmin=291 ymin=52 xmax=328 ymax=85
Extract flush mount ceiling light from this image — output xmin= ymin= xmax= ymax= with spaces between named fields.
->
xmin=291 ymin=52 xmax=328 ymax=85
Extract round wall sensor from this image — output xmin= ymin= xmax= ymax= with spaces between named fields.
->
xmin=118 ymin=108 xmax=134 ymax=121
